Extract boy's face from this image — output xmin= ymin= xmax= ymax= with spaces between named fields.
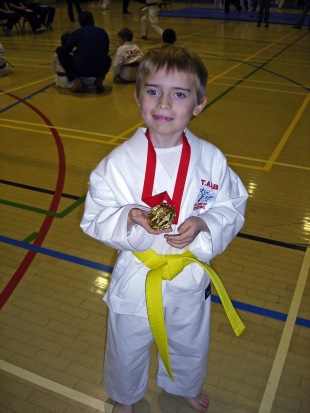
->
xmin=135 ymin=68 xmax=207 ymax=147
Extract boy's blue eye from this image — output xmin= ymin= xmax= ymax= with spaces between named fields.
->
xmin=175 ymin=92 xmax=186 ymax=98
xmin=147 ymin=89 xmax=158 ymax=95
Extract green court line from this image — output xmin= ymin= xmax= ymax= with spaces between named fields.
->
xmin=23 ymin=232 xmax=40 ymax=243
xmin=0 ymin=195 xmax=86 ymax=218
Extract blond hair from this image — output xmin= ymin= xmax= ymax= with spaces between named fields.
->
xmin=135 ymin=45 xmax=208 ymax=103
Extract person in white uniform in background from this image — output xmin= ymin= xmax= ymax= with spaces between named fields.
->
xmin=100 ymin=0 xmax=110 ymax=10
xmin=52 ymin=31 xmax=73 ymax=88
xmin=140 ymin=0 xmax=163 ymax=39
xmin=0 ymin=42 xmax=14 ymax=77
xmin=81 ymin=45 xmax=248 ymax=413
xmin=113 ymin=27 xmax=143 ymax=84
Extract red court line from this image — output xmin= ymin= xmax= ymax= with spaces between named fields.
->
xmin=0 ymin=92 xmax=66 ymax=310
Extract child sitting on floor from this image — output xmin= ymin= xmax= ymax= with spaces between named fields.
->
xmin=0 ymin=43 xmax=14 ymax=77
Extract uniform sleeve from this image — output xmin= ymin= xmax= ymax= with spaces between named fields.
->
xmin=52 ymin=53 xmax=57 ymax=73
xmin=190 ymin=158 xmax=248 ymax=262
xmin=80 ymin=166 xmax=154 ymax=252
xmin=113 ymin=48 xmax=124 ymax=77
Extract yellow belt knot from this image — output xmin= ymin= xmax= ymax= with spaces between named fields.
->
xmin=133 ymin=249 xmax=245 ymax=381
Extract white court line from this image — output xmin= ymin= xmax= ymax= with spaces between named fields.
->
xmin=258 ymin=248 xmax=310 ymax=413
xmin=0 ymin=360 xmax=113 ymax=413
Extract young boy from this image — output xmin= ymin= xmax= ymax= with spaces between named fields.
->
xmin=0 ymin=42 xmax=14 ymax=77
xmin=52 ymin=31 xmax=73 ymax=88
xmin=81 ymin=45 xmax=248 ymax=413
xmin=113 ymin=27 xmax=143 ymax=84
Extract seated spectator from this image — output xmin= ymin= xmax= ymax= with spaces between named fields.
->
xmin=0 ymin=42 xmax=14 ymax=76
xmin=8 ymin=0 xmax=44 ymax=33
xmin=0 ymin=0 xmax=21 ymax=35
xmin=25 ymin=0 xmax=55 ymax=30
xmin=162 ymin=28 xmax=176 ymax=45
xmin=113 ymin=27 xmax=143 ymax=84
xmin=56 ymin=11 xmax=111 ymax=93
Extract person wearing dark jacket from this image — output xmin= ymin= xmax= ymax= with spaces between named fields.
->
xmin=56 ymin=11 xmax=111 ymax=93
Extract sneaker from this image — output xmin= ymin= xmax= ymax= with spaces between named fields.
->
xmin=292 ymin=25 xmax=301 ymax=28
xmin=33 ymin=28 xmax=45 ymax=34
xmin=71 ymin=78 xmax=84 ymax=92
xmin=94 ymin=77 xmax=104 ymax=93
xmin=140 ymin=35 xmax=147 ymax=40
xmin=45 ymin=23 xmax=53 ymax=30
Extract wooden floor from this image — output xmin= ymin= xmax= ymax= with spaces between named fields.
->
xmin=0 ymin=1 xmax=309 ymax=412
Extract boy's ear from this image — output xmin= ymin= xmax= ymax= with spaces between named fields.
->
xmin=193 ymin=97 xmax=207 ymax=117
xmin=134 ymin=90 xmax=140 ymax=107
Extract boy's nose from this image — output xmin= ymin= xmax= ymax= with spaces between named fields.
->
xmin=157 ymin=96 xmax=171 ymax=109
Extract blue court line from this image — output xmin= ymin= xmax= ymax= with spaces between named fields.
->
xmin=1 ymin=235 xmax=309 ymax=328
xmin=0 ymin=83 xmax=55 ymax=114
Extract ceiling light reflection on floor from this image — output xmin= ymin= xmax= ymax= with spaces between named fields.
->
xmin=93 ymin=272 xmax=111 ymax=294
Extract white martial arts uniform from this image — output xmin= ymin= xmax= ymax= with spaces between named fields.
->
xmin=113 ymin=41 xmax=143 ymax=83
xmin=52 ymin=52 xmax=71 ymax=88
xmin=141 ymin=0 xmax=163 ymax=38
xmin=52 ymin=53 xmax=96 ymax=89
xmin=0 ymin=43 xmax=12 ymax=77
xmin=80 ymin=127 xmax=248 ymax=403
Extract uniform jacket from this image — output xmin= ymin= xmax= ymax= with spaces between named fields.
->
xmin=52 ymin=52 xmax=70 ymax=88
xmin=113 ymin=41 xmax=143 ymax=82
xmin=81 ymin=127 xmax=248 ymax=317
xmin=0 ymin=43 xmax=10 ymax=77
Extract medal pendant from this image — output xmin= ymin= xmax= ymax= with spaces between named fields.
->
xmin=148 ymin=203 xmax=176 ymax=230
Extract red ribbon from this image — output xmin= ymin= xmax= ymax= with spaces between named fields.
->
xmin=142 ymin=130 xmax=191 ymax=224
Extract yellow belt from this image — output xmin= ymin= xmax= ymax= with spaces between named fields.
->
xmin=133 ymin=249 xmax=245 ymax=381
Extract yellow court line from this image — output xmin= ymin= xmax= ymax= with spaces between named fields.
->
xmin=0 ymin=123 xmax=124 ymax=146
xmin=2 ymin=121 xmax=309 ymax=171
xmin=118 ymin=121 xmax=144 ymax=137
xmin=0 ymin=118 xmax=121 ymax=139
xmin=0 ymin=360 xmax=112 ymax=413
xmin=264 ymin=92 xmax=310 ymax=171
xmin=0 ymin=76 xmax=55 ymax=95
xmin=208 ymin=32 xmax=295 ymax=84
xmin=227 ymin=154 xmax=310 ymax=171
xmin=258 ymin=248 xmax=310 ymax=413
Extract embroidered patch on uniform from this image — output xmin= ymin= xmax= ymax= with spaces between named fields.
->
xmin=193 ymin=184 xmax=216 ymax=210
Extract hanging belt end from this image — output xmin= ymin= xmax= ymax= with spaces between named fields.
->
xmin=234 ymin=321 xmax=246 ymax=337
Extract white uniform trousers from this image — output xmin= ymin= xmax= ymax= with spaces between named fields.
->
xmin=141 ymin=6 xmax=163 ymax=37
xmin=103 ymin=296 xmax=211 ymax=404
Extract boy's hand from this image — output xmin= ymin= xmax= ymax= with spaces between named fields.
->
xmin=128 ymin=208 xmax=173 ymax=235
xmin=164 ymin=216 xmax=208 ymax=249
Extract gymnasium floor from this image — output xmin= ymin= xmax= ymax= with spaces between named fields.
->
xmin=0 ymin=1 xmax=309 ymax=412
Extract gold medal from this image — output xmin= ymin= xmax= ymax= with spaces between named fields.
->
xmin=148 ymin=203 xmax=176 ymax=230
